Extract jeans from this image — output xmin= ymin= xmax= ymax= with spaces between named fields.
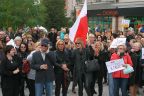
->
xmin=113 ymin=78 xmax=128 ymax=96
xmin=108 ymin=73 xmax=114 ymax=96
xmin=35 ymin=82 xmax=53 ymax=96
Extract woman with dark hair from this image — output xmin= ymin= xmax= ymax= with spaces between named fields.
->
xmin=17 ymin=43 xmax=29 ymax=96
xmin=1 ymin=45 xmax=21 ymax=96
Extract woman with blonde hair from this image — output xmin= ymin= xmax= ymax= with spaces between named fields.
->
xmin=54 ymin=40 xmax=70 ymax=96
xmin=111 ymin=44 xmax=133 ymax=96
xmin=129 ymin=42 xmax=143 ymax=96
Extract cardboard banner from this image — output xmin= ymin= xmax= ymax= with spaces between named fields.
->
xmin=106 ymin=59 xmax=125 ymax=73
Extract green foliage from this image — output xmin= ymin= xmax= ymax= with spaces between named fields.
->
xmin=0 ymin=0 xmax=46 ymax=29
xmin=44 ymin=0 xmax=67 ymax=30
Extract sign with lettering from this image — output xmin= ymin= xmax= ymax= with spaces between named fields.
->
xmin=106 ymin=59 xmax=125 ymax=73
xmin=121 ymin=19 xmax=130 ymax=28
xmin=142 ymin=48 xmax=144 ymax=59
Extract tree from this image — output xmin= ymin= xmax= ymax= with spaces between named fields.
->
xmin=44 ymin=0 xmax=67 ymax=30
xmin=0 ymin=0 xmax=46 ymax=29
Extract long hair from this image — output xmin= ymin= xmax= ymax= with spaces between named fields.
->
xmin=75 ymin=38 xmax=85 ymax=48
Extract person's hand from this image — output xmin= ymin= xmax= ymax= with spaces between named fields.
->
xmin=13 ymin=68 xmax=20 ymax=74
xmin=61 ymin=64 xmax=69 ymax=71
xmin=123 ymin=64 xmax=127 ymax=68
xmin=40 ymin=64 xmax=48 ymax=70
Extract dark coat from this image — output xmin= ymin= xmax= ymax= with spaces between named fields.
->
xmin=1 ymin=56 xmax=21 ymax=89
xmin=31 ymin=51 xmax=56 ymax=83
xmin=72 ymin=48 xmax=90 ymax=80
xmin=54 ymin=50 xmax=70 ymax=74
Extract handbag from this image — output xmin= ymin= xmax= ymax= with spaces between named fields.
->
xmin=123 ymin=64 xmax=134 ymax=74
xmin=85 ymin=59 xmax=100 ymax=72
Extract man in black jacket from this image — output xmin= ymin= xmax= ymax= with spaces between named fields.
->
xmin=31 ymin=38 xmax=57 ymax=96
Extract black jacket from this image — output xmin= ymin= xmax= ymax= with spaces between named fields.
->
xmin=54 ymin=50 xmax=70 ymax=74
xmin=1 ymin=56 xmax=21 ymax=88
xmin=31 ymin=51 xmax=56 ymax=83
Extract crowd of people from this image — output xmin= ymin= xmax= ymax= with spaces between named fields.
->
xmin=0 ymin=26 xmax=144 ymax=96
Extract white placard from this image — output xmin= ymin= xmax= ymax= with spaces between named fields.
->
xmin=106 ymin=59 xmax=125 ymax=73
xmin=6 ymin=39 xmax=16 ymax=48
xmin=110 ymin=38 xmax=126 ymax=48
xmin=142 ymin=48 xmax=144 ymax=59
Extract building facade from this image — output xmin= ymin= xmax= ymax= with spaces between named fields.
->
xmin=76 ymin=0 xmax=144 ymax=33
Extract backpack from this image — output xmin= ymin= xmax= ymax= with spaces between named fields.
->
xmin=22 ymin=60 xmax=30 ymax=74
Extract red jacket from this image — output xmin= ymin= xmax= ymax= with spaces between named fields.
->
xmin=110 ymin=53 xmax=133 ymax=78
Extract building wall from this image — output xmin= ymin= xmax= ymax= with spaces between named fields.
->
xmin=65 ymin=0 xmax=76 ymax=17
xmin=119 ymin=0 xmax=144 ymax=2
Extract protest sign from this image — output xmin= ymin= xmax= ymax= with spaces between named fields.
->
xmin=106 ymin=59 xmax=125 ymax=73
xmin=121 ymin=19 xmax=130 ymax=28
xmin=110 ymin=38 xmax=126 ymax=48
xmin=142 ymin=48 xmax=144 ymax=59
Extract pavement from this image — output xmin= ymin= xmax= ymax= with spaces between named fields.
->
xmin=0 ymin=82 xmax=143 ymax=96
xmin=0 ymin=82 xmax=109 ymax=96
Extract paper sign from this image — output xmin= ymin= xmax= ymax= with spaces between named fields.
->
xmin=121 ymin=19 xmax=130 ymax=28
xmin=106 ymin=59 xmax=125 ymax=73
xmin=110 ymin=38 xmax=126 ymax=48
xmin=142 ymin=48 xmax=144 ymax=59
xmin=6 ymin=39 xmax=16 ymax=48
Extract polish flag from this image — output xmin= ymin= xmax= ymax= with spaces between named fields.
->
xmin=69 ymin=0 xmax=88 ymax=46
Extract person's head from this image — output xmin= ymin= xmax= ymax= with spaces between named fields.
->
xmin=88 ymin=33 xmax=95 ymax=44
xmin=19 ymin=43 xmax=28 ymax=53
xmin=75 ymin=38 xmax=84 ymax=49
xmin=94 ymin=41 xmax=104 ymax=51
xmin=8 ymin=27 xmax=13 ymax=33
xmin=56 ymin=40 xmax=65 ymax=51
xmin=5 ymin=45 xmax=15 ymax=56
xmin=5 ymin=36 xmax=10 ymax=43
xmin=0 ymin=41 xmax=4 ymax=49
xmin=50 ymin=28 xmax=55 ymax=33
xmin=14 ymin=36 xmax=22 ymax=46
xmin=132 ymin=42 xmax=142 ymax=52
xmin=40 ymin=38 xmax=49 ymax=52
xmin=117 ymin=45 xmax=127 ymax=53
xmin=135 ymin=34 xmax=143 ymax=42
xmin=34 ymin=42 xmax=41 ymax=51
xmin=97 ymin=35 xmax=103 ymax=41
xmin=56 ymin=36 xmax=60 ymax=41
xmin=129 ymin=39 xmax=136 ymax=47
xmin=64 ymin=34 xmax=69 ymax=44
xmin=111 ymin=33 xmax=118 ymax=40
xmin=141 ymin=38 xmax=144 ymax=47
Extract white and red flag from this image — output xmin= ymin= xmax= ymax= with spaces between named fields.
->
xmin=69 ymin=0 xmax=88 ymax=46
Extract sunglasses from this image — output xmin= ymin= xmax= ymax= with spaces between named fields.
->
xmin=75 ymin=42 xmax=80 ymax=45
xmin=41 ymin=45 xmax=48 ymax=47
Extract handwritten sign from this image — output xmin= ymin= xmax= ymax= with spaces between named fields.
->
xmin=106 ymin=59 xmax=125 ymax=73
xmin=110 ymin=38 xmax=126 ymax=48
xmin=142 ymin=48 xmax=144 ymax=59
